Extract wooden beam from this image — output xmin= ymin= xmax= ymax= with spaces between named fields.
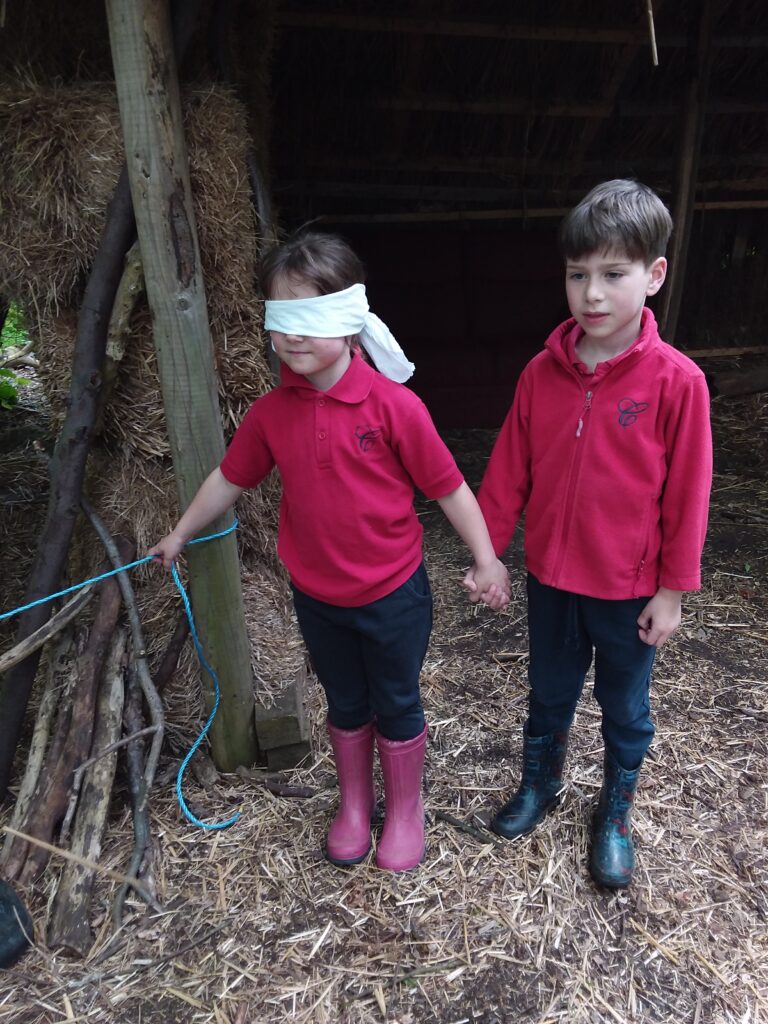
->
xmin=320 ymin=198 xmax=768 ymax=226
xmin=301 ymin=151 xmax=768 ymax=178
xmin=282 ymin=178 xmax=768 ymax=204
xmin=106 ymin=0 xmax=258 ymax=770
xmin=707 ymin=365 xmax=768 ymax=397
xmin=371 ymin=95 xmax=768 ymax=119
xmin=274 ymin=11 xmax=768 ymax=48
xmin=685 ymin=345 xmax=768 ymax=359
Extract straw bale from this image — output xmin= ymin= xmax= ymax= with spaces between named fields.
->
xmin=0 ymin=81 xmax=273 ymax=457
xmin=0 ymin=83 xmax=124 ymax=311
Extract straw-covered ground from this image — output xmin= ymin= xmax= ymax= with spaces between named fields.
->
xmin=1 ymin=388 xmax=767 ymax=1024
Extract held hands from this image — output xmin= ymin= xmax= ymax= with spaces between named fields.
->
xmin=147 ymin=531 xmax=187 ymax=570
xmin=637 ymin=587 xmax=683 ymax=647
xmin=462 ymin=559 xmax=511 ymax=611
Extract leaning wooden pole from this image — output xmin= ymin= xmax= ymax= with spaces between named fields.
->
xmin=659 ymin=0 xmax=713 ymax=344
xmin=105 ymin=0 xmax=257 ymax=770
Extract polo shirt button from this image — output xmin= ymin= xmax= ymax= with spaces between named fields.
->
xmin=318 ymin=431 xmax=326 ymax=440
xmin=318 ymin=399 xmax=326 ymax=407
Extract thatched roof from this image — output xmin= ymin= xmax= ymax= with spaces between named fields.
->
xmin=267 ymin=0 xmax=768 ymax=222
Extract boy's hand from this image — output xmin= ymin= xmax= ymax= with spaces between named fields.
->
xmin=637 ymin=587 xmax=683 ymax=647
xmin=462 ymin=559 xmax=510 ymax=610
xmin=147 ymin=532 xmax=187 ymax=571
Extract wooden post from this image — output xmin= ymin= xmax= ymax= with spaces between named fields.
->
xmin=105 ymin=0 xmax=257 ymax=770
xmin=659 ymin=2 xmax=713 ymax=344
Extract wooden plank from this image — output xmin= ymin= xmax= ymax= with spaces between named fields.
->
xmin=708 ymin=365 xmax=768 ymax=397
xmin=254 ymin=669 xmax=309 ymax=752
xmin=274 ymin=11 xmax=768 ymax=48
xmin=320 ymin=199 xmax=768 ymax=226
xmin=685 ymin=345 xmax=768 ymax=359
xmin=303 ymin=151 xmax=768 ymax=177
xmin=266 ymin=742 xmax=312 ymax=771
xmin=371 ymin=95 xmax=768 ymax=118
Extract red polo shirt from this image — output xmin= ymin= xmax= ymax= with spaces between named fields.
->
xmin=220 ymin=354 xmax=464 ymax=606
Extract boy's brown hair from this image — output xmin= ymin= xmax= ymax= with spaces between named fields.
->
xmin=559 ymin=179 xmax=673 ymax=266
xmin=260 ymin=231 xmax=365 ymax=298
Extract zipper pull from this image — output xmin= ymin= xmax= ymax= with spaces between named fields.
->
xmin=575 ymin=390 xmax=593 ymax=438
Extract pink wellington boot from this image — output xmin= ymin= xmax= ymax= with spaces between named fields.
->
xmin=326 ymin=720 xmax=377 ymax=865
xmin=375 ymin=723 xmax=428 ymax=872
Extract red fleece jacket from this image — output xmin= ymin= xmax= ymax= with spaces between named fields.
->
xmin=478 ymin=309 xmax=712 ymax=600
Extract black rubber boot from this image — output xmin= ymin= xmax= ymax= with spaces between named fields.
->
xmin=491 ymin=726 xmax=569 ymax=840
xmin=589 ymin=750 xmax=642 ymax=889
xmin=0 ymin=878 xmax=32 ymax=968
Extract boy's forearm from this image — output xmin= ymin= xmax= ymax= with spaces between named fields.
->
xmin=172 ymin=468 xmax=244 ymax=543
xmin=436 ymin=482 xmax=498 ymax=566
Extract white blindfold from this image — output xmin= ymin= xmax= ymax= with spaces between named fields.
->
xmin=264 ymin=283 xmax=415 ymax=383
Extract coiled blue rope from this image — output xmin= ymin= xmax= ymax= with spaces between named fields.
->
xmin=1 ymin=520 xmax=241 ymax=831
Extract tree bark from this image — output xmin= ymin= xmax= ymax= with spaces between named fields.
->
xmin=1 ymin=632 xmax=76 ymax=868
xmin=106 ymin=0 xmax=257 ymax=770
xmin=47 ymin=628 xmax=127 ymax=955
xmin=0 ymin=173 xmax=135 ymax=801
xmin=3 ymin=541 xmax=133 ymax=885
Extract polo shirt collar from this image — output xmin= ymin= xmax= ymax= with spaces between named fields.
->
xmin=279 ymin=351 xmax=375 ymax=404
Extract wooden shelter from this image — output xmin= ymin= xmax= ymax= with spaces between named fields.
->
xmin=0 ymin=3 xmax=767 ymax=1018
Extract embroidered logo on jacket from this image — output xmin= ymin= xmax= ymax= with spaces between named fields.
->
xmin=617 ymin=398 xmax=649 ymax=428
xmin=355 ymin=425 xmax=383 ymax=451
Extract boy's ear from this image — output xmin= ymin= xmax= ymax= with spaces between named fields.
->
xmin=646 ymin=256 xmax=667 ymax=296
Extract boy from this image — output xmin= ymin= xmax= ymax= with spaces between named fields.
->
xmin=465 ymin=180 xmax=712 ymax=887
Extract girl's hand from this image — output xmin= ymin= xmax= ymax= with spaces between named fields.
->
xmin=147 ymin=532 xmax=187 ymax=571
xmin=462 ymin=559 xmax=510 ymax=610
xmin=637 ymin=587 xmax=683 ymax=647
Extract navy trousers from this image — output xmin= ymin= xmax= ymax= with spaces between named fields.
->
xmin=292 ymin=563 xmax=432 ymax=741
xmin=526 ymin=573 xmax=656 ymax=770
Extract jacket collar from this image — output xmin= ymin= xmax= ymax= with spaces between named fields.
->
xmin=279 ymin=351 xmax=375 ymax=404
xmin=545 ymin=307 xmax=661 ymax=372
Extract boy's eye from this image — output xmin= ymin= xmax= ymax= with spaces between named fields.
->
xmin=568 ymin=272 xmax=586 ymax=281
xmin=605 ymin=271 xmax=623 ymax=280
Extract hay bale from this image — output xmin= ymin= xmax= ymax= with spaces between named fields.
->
xmin=0 ymin=82 xmax=273 ymax=451
xmin=0 ymin=80 xmax=292 ymax=711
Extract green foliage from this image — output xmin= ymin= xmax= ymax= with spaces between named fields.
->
xmin=1 ymin=303 xmax=29 ymax=350
xmin=0 ymin=303 xmax=32 ymax=407
xmin=0 ymin=368 xmax=31 ymax=409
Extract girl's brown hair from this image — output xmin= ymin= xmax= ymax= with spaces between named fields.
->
xmin=260 ymin=231 xmax=366 ymax=298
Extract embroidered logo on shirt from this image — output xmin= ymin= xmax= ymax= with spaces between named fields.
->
xmin=355 ymin=425 xmax=383 ymax=451
xmin=617 ymin=398 xmax=649 ymax=428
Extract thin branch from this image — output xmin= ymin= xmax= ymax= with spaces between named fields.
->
xmin=61 ymin=726 xmax=160 ymax=842
xmin=0 ymin=584 xmax=94 ymax=675
xmin=80 ymin=497 xmax=164 ymax=792
xmin=1 ymin=826 xmax=160 ymax=909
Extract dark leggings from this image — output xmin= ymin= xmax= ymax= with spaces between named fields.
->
xmin=292 ymin=563 xmax=432 ymax=741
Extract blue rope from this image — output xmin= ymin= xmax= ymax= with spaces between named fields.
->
xmin=171 ymin=560 xmax=240 ymax=831
xmin=1 ymin=520 xmax=241 ymax=832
